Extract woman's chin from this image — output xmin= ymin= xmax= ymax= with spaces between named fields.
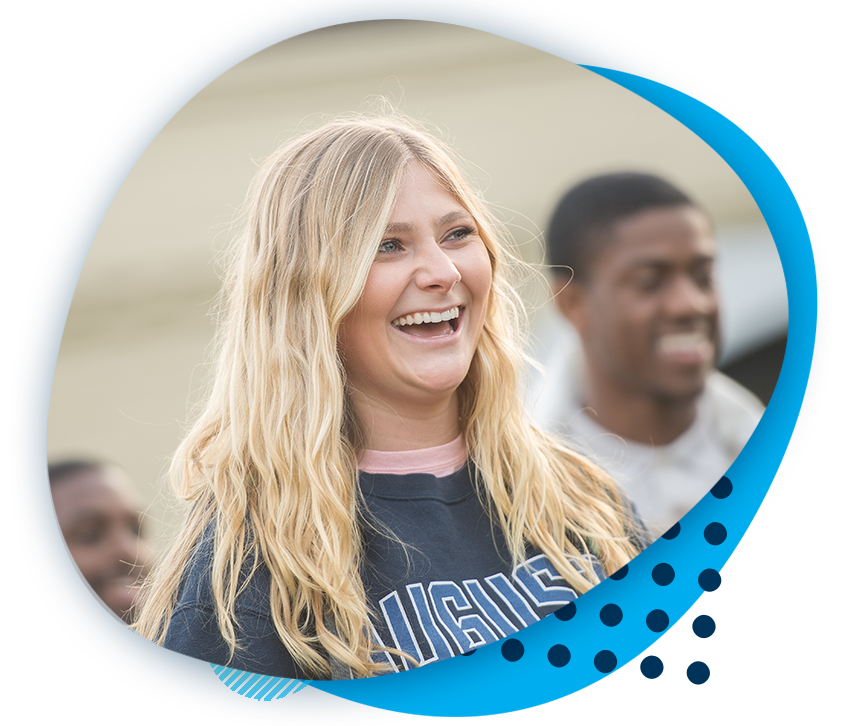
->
xmin=407 ymin=370 xmax=470 ymax=399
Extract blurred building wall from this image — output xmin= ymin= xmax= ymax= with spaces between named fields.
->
xmin=48 ymin=20 xmax=785 ymax=546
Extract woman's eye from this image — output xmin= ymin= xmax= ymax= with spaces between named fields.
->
xmin=378 ymin=240 xmax=400 ymax=254
xmin=446 ymin=226 xmax=475 ymax=242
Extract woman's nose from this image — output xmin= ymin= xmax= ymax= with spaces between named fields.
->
xmin=415 ymin=243 xmax=461 ymax=292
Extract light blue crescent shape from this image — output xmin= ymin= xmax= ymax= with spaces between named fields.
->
xmin=303 ymin=66 xmax=817 ymax=716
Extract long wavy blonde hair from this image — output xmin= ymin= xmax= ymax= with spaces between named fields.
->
xmin=134 ymin=114 xmax=644 ymax=678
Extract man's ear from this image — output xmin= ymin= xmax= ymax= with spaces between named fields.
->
xmin=552 ymin=273 xmax=589 ymax=333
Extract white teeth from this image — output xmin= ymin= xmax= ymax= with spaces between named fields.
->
xmin=393 ymin=307 xmax=460 ymax=327
xmin=657 ymin=332 xmax=709 ymax=354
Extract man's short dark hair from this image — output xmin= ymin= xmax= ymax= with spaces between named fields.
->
xmin=48 ymin=459 xmax=106 ymax=487
xmin=546 ymin=172 xmax=698 ymax=282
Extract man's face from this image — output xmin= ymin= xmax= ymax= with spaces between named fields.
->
xmin=52 ymin=466 xmax=152 ymax=622
xmin=562 ymin=205 xmax=719 ymax=404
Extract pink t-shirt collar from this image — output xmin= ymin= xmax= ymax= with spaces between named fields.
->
xmin=357 ymin=434 xmax=468 ymax=477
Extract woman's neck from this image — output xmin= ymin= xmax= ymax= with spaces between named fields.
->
xmin=350 ymin=390 xmax=461 ymax=451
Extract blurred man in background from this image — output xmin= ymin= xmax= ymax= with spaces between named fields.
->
xmin=49 ymin=460 xmax=152 ymax=623
xmin=532 ymin=172 xmax=763 ymax=537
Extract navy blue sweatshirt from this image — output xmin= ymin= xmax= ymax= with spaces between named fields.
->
xmin=163 ymin=464 xmax=630 ymax=679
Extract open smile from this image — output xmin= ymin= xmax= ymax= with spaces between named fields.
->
xmin=655 ymin=329 xmax=714 ymax=363
xmin=391 ymin=306 xmax=462 ymax=338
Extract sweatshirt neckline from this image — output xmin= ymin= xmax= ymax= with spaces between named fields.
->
xmin=357 ymin=434 xmax=467 ymax=477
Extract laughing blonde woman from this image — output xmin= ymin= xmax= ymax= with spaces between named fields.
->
xmin=134 ymin=115 xmax=647 ymax=679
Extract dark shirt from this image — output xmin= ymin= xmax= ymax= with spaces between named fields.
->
xmin=163 ymin=464 xmax=632 ymax=679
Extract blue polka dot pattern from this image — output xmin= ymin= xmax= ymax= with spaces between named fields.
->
xmin=609 ymin=564 xmax=628 ymax=581
xmin=711 ymin=476 xmax=733 ymax=499
xmin=646 ymin=609 xmax=669 ymax=632
xmin=698 ymin=568 xmax=721 ymax=592
xmin=692 ymin=615 xmax=716 ymax=638
xmin=640 ymin=656 xmax=663 ymax=679
xmin=501 ymin=639 xmax=524 ymax=662
xmin=662 ymin=522 xmax=681 ymax=540
xmin=554 ymin=601 xmax=576 ymax=621
xmin=594 ymin=650 xmax=617 ymax=673
xmin=599 ymin=604 xmax=623 ymax=627
xmin=704 ymin=522 xmax=727 ymax=545
xmin=651 ymin=563 xmax=675 ymax=586
xmin=687 ymin=661 xmax=711 ymax=685
xmin=547 ymin=644 xmax=571 ymax=668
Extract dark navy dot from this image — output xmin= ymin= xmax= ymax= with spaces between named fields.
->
xmin=599 ymin=603 xmax=623 ymax=626
xmin=594 ymin=650 xmax=617 ymax=673
xmin=554 ymin=601 xmax=577 ymax=621
xmin=704 ymin=522 xmax=727 ymax=545
xmin=687 ymin=661 xmax=710 ymax=684
xmin=652 ymin=563 xmax=675 ymax=586
xmin=547 ymin=644 xmax=570 ymax=668
xmin=662 ymin=522 xmax=681 ymax=540
xmin=693 ymin=615 xmax=716 ymax=638
xmin=461 ymin=649 xmax=476 ymax=656
xmin=711 ymin=476 xmax=733 ymax=499
xmin=640 ymin=655 xmax=664 ymax=679
xmin=501 ymin=638 xmax=524 ymax=661
xmin=609 ymin=564 xmax=628 ymax=581
xmin=646 ymin=609 xmax=669 ymax=632
xmin=698 ymin=568 xmax=722 ymax=592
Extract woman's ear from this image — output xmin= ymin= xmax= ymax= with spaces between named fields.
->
xmin=552 ymin=274 xmax=589 ymax=333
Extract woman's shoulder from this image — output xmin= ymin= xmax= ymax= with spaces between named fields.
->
xmin=163 ymin=600 xmax=305 ymax=679
xmin=163 ymin=524 xmax=304 ymax=679
xmin=173 ymin=524 xmax=272 ymax=617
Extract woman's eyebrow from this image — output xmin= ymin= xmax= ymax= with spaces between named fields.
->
xmin=385 ymin=221 xmax=413 ymax=234
xmin=384 ymin=211 xmax=473 ymax=235
xmin=436 ymin=211 xmax=473 ymax=227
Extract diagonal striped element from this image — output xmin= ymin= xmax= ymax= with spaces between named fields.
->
xmin=211 ymin=664 xmax=308 ymax=700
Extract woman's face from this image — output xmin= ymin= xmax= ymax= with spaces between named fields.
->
xmin=339 ymin=161 xmax=493 ymax=412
